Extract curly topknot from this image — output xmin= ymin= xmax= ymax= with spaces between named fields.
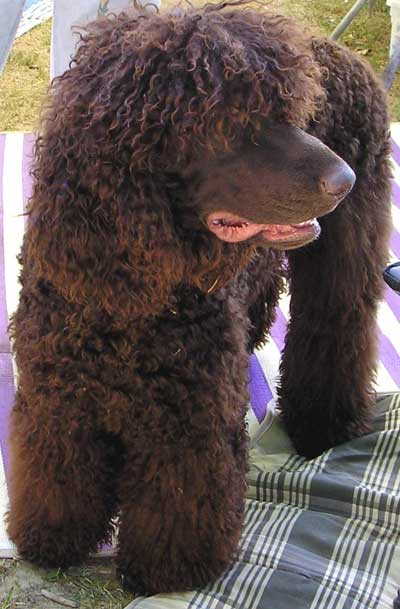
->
xmin=24 ymin=3 xmax=324 ymax=319
xmin=39 ymin=3 xmax=324 ymax=171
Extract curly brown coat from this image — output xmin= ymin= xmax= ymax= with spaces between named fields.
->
xmin=6 ymin=2 xmax=393 ymax=595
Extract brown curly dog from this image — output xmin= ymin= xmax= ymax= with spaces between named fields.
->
xmin=7 ymin=2 xmax=393 ymax=595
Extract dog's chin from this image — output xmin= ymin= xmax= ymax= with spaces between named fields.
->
xmin=206 ymin=212 xmax=321 ymax=249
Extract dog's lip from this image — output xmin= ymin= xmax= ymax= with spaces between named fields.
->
xmin=206 ymin=212 xmax=320 ymax=245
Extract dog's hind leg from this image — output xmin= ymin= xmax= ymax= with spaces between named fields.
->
xmin=279 ymin=130 xmax=392 ymax=457
xmin=278 ymin=40 xmax=394 ymax=459
xmin=6 ymin=391 xmax=118 ymax=567
xmin=279 ymin=181 xmax=392 ymax=457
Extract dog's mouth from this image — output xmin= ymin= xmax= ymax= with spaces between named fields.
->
xmin=206 ymin=212 xmax=321 ymax=246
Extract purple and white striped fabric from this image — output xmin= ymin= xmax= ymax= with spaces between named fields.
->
xmin=0 ymin=130 xmax=399 ymax=556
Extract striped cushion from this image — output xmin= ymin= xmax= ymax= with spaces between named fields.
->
xmin=0 ymin=132 xmax=400 ymax=607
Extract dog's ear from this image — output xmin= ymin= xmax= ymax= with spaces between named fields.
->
xmin=26 ymin=147 xmax=185 ymax=318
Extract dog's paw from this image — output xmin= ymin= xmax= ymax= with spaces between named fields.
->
xmin=8 ymin=516 xmax=107 ymax=569
xmin=12 ymin=528 xmax=89 ymax=568
xmin=117 ymin=567 xmax=148 ymax=596
xmin=284 ymin=414 xmax=372 ymax=459
xmin=116 ymin=554 xmax=229 ymax=595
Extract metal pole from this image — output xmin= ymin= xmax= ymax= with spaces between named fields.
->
xmin=331 ymin=0 xmax=369 ymax=40
xmin=382 ymin=46 xmax=400 ymax=89
xmin=0 ymin=0 xmax=25 ymax=76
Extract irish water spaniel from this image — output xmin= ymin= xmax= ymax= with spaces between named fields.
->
xmin=7 ymin=2 xmax=393 ymax=595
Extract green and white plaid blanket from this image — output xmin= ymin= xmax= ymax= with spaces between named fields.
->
xmin=129 ymin=392 xmax=400 ymax=609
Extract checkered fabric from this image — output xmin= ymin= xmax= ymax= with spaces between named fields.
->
xmin=130 ymin=392 xmax=400 ymax=609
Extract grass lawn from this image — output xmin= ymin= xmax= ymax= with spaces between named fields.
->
xmin=0 ymin=0 xmax=399 ymax=131
xmin=0 ymin=19 xmax=51 ymax=131
xmin=0 ymin=558 xmax=132 ymax=609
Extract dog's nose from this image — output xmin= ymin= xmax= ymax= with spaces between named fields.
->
xmin=320 ymin=164 xmax=356 ymax=199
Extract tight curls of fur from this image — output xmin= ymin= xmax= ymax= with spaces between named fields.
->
xmin=7 ymin=1 xmax=392 ymax=596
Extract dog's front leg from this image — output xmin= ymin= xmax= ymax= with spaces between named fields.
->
xmin=116 ymin=306 xmax=250 ymax=594
xmin=6 ymin=390 xmax=118 ymax=567
xmin=116 ymin=424 xmax=248 ymax=595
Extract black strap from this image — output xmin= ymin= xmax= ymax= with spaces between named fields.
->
xmin=383 ymin=262 xmax=400 ymax=294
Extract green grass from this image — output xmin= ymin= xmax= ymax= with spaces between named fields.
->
xmin=0 ymin=19 xmax=51 ymax=131
xmin=0 ymin=588 xmax=14 ymax=609
xmin=291 ymin=0 xmax=400 ymax=120
xmin=0 ymin=560 xmax=133 ymax=609
xmin=43 ymin=565 xmax=132 ymax=609
xmin=0 ymin=0 xmax=399 ymax=131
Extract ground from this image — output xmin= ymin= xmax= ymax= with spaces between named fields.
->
xmin=0 ymin=0 xmax=399 ymax=607
xmin=0 ymin=558 xmax=132 ymax=609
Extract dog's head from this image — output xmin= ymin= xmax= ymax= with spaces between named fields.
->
xmin=27 ymin=4 xmax=354 ymax=317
